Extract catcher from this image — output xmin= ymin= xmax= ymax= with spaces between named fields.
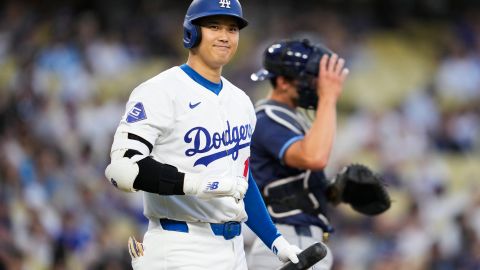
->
xmin=248 ymin=39 xmax=390 ymax=270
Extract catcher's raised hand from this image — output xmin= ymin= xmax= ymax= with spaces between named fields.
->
xmin=317 ymin=53 xmax=349 ymax=101
xmin=327 ymin=164 xmax=391 ymax=215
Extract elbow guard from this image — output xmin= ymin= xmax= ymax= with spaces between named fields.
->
xmin=104 ymin=155 xmax=186 ymax=195
xmin=105 ymin=156 xmax=142 ymax=192
xmin=134 ymin=157 xmax=185 ymax=195
xmin=106 ymin=132 xmax=186 ymax=195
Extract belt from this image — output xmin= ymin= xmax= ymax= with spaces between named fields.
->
xmin=159 ymin=218 xmax=241 ymax=240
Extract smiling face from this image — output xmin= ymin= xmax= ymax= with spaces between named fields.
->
xmin=190 ymin=15 xmax=240 ymax=71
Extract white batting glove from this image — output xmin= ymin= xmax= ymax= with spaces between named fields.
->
xmin=271 ymin=236 xmax=302 ymax=264
xmin=183 ymin=174 xmax=248 ymax=200
xmin=128 ymin=236 xmax=144 ymax=259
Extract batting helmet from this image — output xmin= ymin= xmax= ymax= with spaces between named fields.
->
xmin=251 ymin=39 xmax=333 ymax=110
xmin=183 ymin=0 xmax=248 ymax=49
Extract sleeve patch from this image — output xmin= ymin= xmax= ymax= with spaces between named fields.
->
xmin=126 ymin=102 xmax=147 ymax=123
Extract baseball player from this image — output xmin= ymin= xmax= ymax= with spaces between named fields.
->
xmin=104 ymin=1 xmax=301 ymax=269
xmin=247 ymin=39 xmax=349 ymax=270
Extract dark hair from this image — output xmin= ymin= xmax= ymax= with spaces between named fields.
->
xmin=269 ymin=75 xmax=295 ymax=89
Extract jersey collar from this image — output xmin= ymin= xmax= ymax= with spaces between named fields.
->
xmin=180 ymin=64 xmax=223 ymax=95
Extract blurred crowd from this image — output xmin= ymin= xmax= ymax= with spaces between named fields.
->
xmin=0 ymin=1 xmax=479 ymax=269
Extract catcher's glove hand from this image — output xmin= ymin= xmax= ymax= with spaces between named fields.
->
xmin=327 ymin=164 xmax=391 ymax=215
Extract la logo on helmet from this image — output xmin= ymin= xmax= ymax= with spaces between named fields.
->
xmin=219 ymin=0 xmax=231 ymax=8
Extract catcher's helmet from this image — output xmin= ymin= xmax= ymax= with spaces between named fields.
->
xmin=251 ymin=39 xmax=333 ymax=110
xmin=183 ymin=0 xmax=248 ymax=49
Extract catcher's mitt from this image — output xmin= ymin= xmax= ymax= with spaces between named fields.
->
xmin=327 ymin=164 xmax=391 ymax=215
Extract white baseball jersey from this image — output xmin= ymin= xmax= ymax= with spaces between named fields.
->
xmin=111 ymin=65 xmax=256 ymax=223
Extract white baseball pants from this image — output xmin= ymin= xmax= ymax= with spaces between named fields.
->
xmin=132 ymin=219 xmax=247 ymax=270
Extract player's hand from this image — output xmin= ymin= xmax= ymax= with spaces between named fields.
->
xmin=317 ymin=53 xmax=349 ymax=100
xmin=128 ymin=236 xmax=145 ymax=269
xmin=183 ymin=174 xmax=248 ymax=200
xmin=128 ymin=236 xmax=144 ymax=259
xmin=271 ymin=236 xmax=302 ymax=264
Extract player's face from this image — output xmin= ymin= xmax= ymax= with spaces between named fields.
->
xmin=195 ymin=16 xmax=240 ymax=69
xmin=273 ymin=76 xmax=301 ymax=107
xmin=289 ymin=81 xmax=301 ymax=105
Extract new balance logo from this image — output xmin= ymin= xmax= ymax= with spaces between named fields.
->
xmin=219 ymin=0 xmax=231 ymax=8
xmin=189 ymin=101 xmax=201 ymax=109
xmin=206 ymin=181 xmax=219 ymax=190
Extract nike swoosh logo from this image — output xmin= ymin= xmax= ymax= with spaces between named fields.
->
xmin=189 ymin=101 xmax=201 ymax=109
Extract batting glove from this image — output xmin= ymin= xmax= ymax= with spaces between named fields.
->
xmin=183 ymin=174 xmax=248 ymax=200
xmin=128 ymin=236 xmax=144 ymax=259
xmin=271 ymin=236 xmax=302 ymax=264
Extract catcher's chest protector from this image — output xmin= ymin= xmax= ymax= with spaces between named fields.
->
xmin=255 ymin=101 xmax=311 ymax=136
xmin=255 ymin=101 xmax=327 ymax=221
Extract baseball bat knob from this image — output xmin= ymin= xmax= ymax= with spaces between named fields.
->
xmin=277 ymin=242 xmax=328 ymax=270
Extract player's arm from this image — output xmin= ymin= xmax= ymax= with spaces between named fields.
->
xmin=105 ymin=131 xmax=185 ymax=194
xmin=244 ymin=171 xmax=301 ymax=264
xmin=283 ymin=54 xmax=349 ymax=170
xmin=105 ymin=132 xmax=247 ymax=200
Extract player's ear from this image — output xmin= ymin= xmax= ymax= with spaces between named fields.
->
xmin=276 ymin=76 xmax=294 ymax=92
xmin=276 ymin=76 xmax=286 ymax=89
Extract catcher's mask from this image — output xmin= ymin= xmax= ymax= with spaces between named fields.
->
xmin=183 ymin=0 xmax=248 ymax=49
xmin=251 ymin=39 xmax=333 ymax=110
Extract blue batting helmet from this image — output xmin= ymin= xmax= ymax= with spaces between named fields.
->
xmin=251 ymin=39 xmax=333 ymax=109
xmin=183 ymin=0 xmax=248 ymax=49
